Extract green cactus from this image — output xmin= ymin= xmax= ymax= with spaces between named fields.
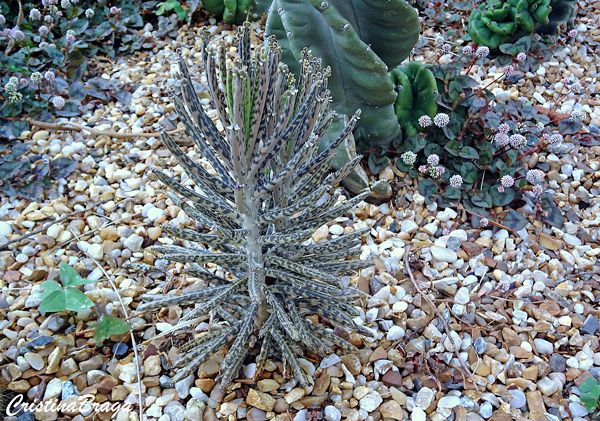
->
xmin=535 ymin=0 xmax=577 ymax=35
xmin=468 ymin=0 xmax=554 ymax=50
xmin=202 ymin=0 xmax=271 ymax=23
xmin=390 ymin=62 xmax=438 ymax=138
xmin=266 ymin=0 xmax=421 ymax=151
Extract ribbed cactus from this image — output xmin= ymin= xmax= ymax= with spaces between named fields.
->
xmin=390 ymin=62 xmax=438 ymax=138
xmin=138 ymin=25 xmax=373 ymax=387
xmin=535 ymin=0 xmax=577 ymax=35
xmin=266 ymin=0 xmax=421 ymax=151
xmin=201 ymin=0 xmax=271 ymax=23
xmin=468 ymin=0 xmax=554 ymax=49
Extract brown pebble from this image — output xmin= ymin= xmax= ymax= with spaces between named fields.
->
xmin=97 ymin=376 xmax=118 ymax=394
xmin=369 ymin=347 xmax=388 ymax=362
xmin=382 ymin=370 xmax=403 ymax=387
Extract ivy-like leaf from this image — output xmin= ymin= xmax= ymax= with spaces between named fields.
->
xmin=59 ymin=262 xmax=96 ymax=287
xmin=461 ymin=162 xmax=478 ymax=184
xmin=558 ymin=119 xmax=582 ymax=135
xmin=418 ymin=178 xmax=438 ymax=203
xmin=490 ymin=185 xmax=515 ymax=206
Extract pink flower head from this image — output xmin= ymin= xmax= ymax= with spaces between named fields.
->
xmin=503 ymin=65 xmax=514 ymax=76
xmin=418 ymin=115 xmax=432 ymax=128
xmin=498 ymin=123 xmax=510 ymax=134
xmin=568 ymin=29 xmax=578 ymax=38
xmin=516 ymin=52 xmax=527 ymax=62
xmin=500 ymin=175 xmax=514 ymax=188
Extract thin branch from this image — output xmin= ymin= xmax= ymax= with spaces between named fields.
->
xmin=450 ymin=202 xmax=515 ymax=232
xmin=29 ymin=120 xmax=185 ymax=139
xmin=70 ymin=229 xmax=145 ymax=421
xmin=0 ymin=198 xmax=109 ymax=251
xmin=403 ymin=245 xmax=480 ymax=391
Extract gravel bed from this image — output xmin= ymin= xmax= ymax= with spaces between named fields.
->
xmin=1 ymin=4 xmax=600 ymax=421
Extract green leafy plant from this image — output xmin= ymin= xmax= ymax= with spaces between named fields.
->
xmin=39 ymin=262 xmax=97 ymax=312
xmin=580 ymin=377 xmax=600 ymax=415
xmin=155 ymin=0 xmax=189 ymax=21
xmin=0 ymin=0 xmax=145 ymax=136
xmin=138 ymin=25 xmax=373 ymax=388
xmin=266 ymin=0 xmax=421 ymax=152
xmin=0 ymin=142 xmax=77 ymax=200
xmin=393 ymin=59 xmax=563 ymax=231
xmin=39 ymin=262 xmax=131 ymax=344
xmin=201 ymin=0 xmax=271 ymax=23
xmin=92 ymin=315 xmax=132 ymax=344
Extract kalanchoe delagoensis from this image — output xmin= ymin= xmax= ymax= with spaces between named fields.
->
xmin=138 ymin=25 xmax=373 ymax=389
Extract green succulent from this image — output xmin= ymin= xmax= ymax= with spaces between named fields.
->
xmin=468 ymin=0 xmax=553 ymax=50
xmin=201 ymin=0 xmax=271 ymax=23
xmin=266 ymin=0 xmax=421 ymax=152
xmin=390 ymin=61 xmax=438 ymax=138
xmin=138 ymin=25 xmax=374 ymax=388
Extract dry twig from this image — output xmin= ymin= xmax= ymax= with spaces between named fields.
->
xmin=0 ymin=198 xmax=109 ymax=251
xmin=30 ymin=119 xmax=185 ymax=139
xmin=403 ymin=245 xmax=480 ymax=391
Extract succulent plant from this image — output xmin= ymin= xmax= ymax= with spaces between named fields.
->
xmin=138 ymin=25 xmax=374 ymax=388
xmin=535 ymin=0 xmax=577 ymax=35
xmin=201 ymin=0 xmax=271 ymax=23
xmin=266 ymin=0 xmax=421 ymax=151
xmin=468 ymin=0 xmax=554 ymax=50
xmin=390 ymin=61 xmax=438 ymax=138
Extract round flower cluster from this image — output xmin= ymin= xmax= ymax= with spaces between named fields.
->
xmin=42 ymin=0 xmax=58 ymax=6
xmin=570 ymin=81 xmax=582 ymax=93
xmin=494 ymin=133 xmax=510 ymax=147
xmin=449 ymin=175 xmax=463 ymax=188
xmin=61 ymin=0 xmax=72 ymax=8
xmin=418 ymin=115 xmax=432 ymax=128
xmin=498 ymin=123 xmax=510 ymax=134
xmin=503 ymin=65 xmax=514 ymax=76
xmin=4 ymin=79 xmax=23 ymax=103
xmin=401 ymin=151 xmax=417 ymax=166
xmin=500 ymin=175 xmax=514 ymax=188
xmin=548 ymin=133 xmax=563 ymax=144
xmin=442 ymin=228 xmax=450 ymax=236
xmin=462 ymin=45 xmax=473 ymax=56
xmin=427 ymin=154 xmax=439 ymax=166
xmin=568 ymin=29 xmax=578 ymax=38
xmin=10 ymin=27 xmax=25 ymax=41
xmin=65 ymin=29 xmax=75 ymax=44
xmin=516 ymin=52 xmax=527 ymax=62
xmin=52 ymin=96 xmax=65 ymax=110
xmin=418 ymin=165 xmax=428 ymax=173
xmin=49 ymin=5 xmax=58 ymax=14
xmin=110 ymin=6 xmax=122 ymax=14
xmin=571 ymin=109 xmax=585 ymax=121
xmin=40 ymin=25 xmax=50 ymax=36
xmin=30 ymin=72 xmax=42 ymax=83
xmin=429 ymin=166 xmax=445 ymax=178
xmin=480 ymin=218 xmax=489 ymax=228
xmin=532 ymin=185 xmax=543 ymax=196
xmin=44 ymin=70 xmax=56 ymax=82
xmin=433 ymin=113 xmax=449 ymax=128
xmin=475 ymin=46 xmax=489 ymax=59
xmin=441 ymin=44 xmax=451 ymax=54
xmin=29 ymin=8 xmax=42 ymax=20
xmin=536 ymin=122 xmax=544 ymax=132
xmin=526 ymin=169 xmax=544 ymax=184
xmin=0 ymin=13 xmax=5 ymax=25
xmin=85 ymin=8 xmax=94 ymax=18
xmin=44 ymin=15 xmax=52 ymax=23
xmin=509 ymin=134 xmax=527 ymax=149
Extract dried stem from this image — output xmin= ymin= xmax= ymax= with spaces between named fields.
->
xmin=0 ymin=198 xmax=109 ymax=251
xmin=403 ymin=245 xmax=479 ymax=391
xmin=29 ymin=120 xmax=185 ymax=139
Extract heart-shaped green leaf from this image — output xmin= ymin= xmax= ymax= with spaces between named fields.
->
xmin=94 ymin=315 xmax=131 ymax=344
xmin=59 ymin=262 xmax=96 ymax=287
xmin=39 ymin=290 xmax=66 ymax=313
xmin=64 ymin=288 xmax=95 ymax=312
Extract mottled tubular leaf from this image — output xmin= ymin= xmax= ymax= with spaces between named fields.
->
xmin=220 ymin=303 xmax=258 ymax=384
xmin=185 ymin=266 xmax=235 ymax=285
xmin=138 ymin=286 xmax=228 ymax=311
xmin=255 ymin=186 xmax=328 ymax=225
xmin=264 ymin=286 xmax=300 ymax=341
xmin=297 ymin=245 xmax=362 ymax=264
xmin=153 ymin=246 xmax=246 ymax=266
xmin=254 ymin=332 xmax=273 ymax=380
xmin=312 ymin=259 xmax=374 ymax=274
xmin=248 ymin=271 xmax=261 ymax=303
xmin=266 ymin=254 xmax=340 ymax=284
xmin=179 ymin=328 xmax=226 ymax=354
xmin=161 ymin=226 xmax=243 ymax=246
xmin=288 ymin=154 xmax=335 ymax=204
xmin=270 ymin=283 xmax=360 ymax=317
xmin=156 ymin=126 xmax=235 ymax=201
xmin=304 ymin=320 xmax=360 ymax=354
xmin=272 ymin=328 xmax=311 ymax=386
xmin=184 ymin=277 xmax=247 ymax=321
xmin=266 ymin=268 xmax=347 ymax=298
xmin=257 ymin=229 xmax=314 ymax=245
